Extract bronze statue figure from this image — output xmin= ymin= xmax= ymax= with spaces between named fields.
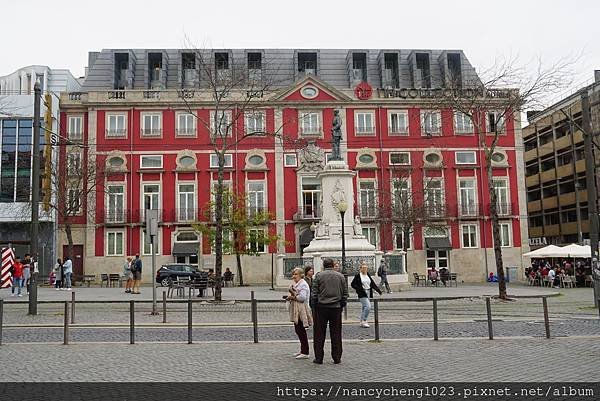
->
xmin=331 ymin=109 xmax=342 ymax=161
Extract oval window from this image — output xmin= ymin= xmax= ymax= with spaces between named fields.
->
xmin=301 ymin=86 xmax=318 ymax=99
xmin=108 ymin=157 xmax=124 ymax=167
xmin=358 ymin=154 xmax=374 ymax=164
xmin=179 ymin=156 xmax=195 ymax=167
xmin=491 ymin=152 xmax=505 ymax=163
xmin=425 ymin=153 xmax=440 ymax=164
xmin=248 ymin=155 xmax=264 ymax=166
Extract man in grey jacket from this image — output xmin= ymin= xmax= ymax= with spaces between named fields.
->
xmin=310 ymin=258 xmax=348 ymax=364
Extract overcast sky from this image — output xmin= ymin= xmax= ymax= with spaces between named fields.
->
xmin=2 ymin=0 xmax=598 ymax=103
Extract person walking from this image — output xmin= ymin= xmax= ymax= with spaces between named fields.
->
xmin=53 ymin=258 xmax=63 ymax=290
xmin=351 ymin=261 xmax=382 ymax=328
xmin=10 ymin=256 xmax=24 ymax=297
xmin=63 ymin=257 xmax=73 ymax=290
xmin=286 ymin=267 xmax=312 ymax=360
xmin=123 ymin=257 xmax=133 ymax=293
xmin=310 ymin=258 xmax=348 ymax=365
xmin=377 ymin=259 xmax=392 ymax=294
xmin=131 ymin=254 xmax=142 ymax=294
xmin=22 ymin=253 xmax=31 ymax=294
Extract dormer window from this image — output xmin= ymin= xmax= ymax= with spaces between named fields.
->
xmin=415 ymin=53 xmax=431 ymax=88
xmin=148 ymin=53 xmax=164 ymax=89
xmin=447 ymin=53 xmax=462 ymax=88
xmin=114 ymin=53 xmax=130 ymax=90
xmin=351 ymin=53 xmax=367 ymax=83
xmin=248 ymin=52 xmax=262 ymax=82
xmin=298 ymin=52 xmax=317 ymax=76
xmin=383 ymin=53 xmax=399 ymax=87
xmin=215 ymin=53 xmax=229 ymax=70
xmin=182 ymin=53 xmax=197 ymax=88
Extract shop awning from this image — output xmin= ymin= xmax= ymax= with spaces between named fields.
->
xmin=425 ymin=237 xmax=452 ymax=250
xmin=172 ymin=242 xmax=199 ymax=256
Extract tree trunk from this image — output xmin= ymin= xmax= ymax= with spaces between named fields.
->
xmin=403 ymin=227 xmax=411 ymax=274
xmin=235 ymin=250 xmax=244 ymax=286
xmin=213 ymin=154 xmax=225 ymax=301
xmin=65 ymin=223 xmax=74 ymax=261
xmin=486 ymin=156 xmax=507 ymax=300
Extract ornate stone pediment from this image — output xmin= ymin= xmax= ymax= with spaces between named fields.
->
xmin=298 ymin=141 xmax=325 ymax=172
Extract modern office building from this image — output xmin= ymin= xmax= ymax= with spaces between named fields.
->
xmin=0 ymin=66 xmax=81 ymax=272
xmin=523 ymin=71 xmax=600 ymax=248
xmin=58 ymin=48 xmax=528 ymax=283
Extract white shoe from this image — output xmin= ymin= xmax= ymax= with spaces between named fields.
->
xmin=10 ymin=293 xmax=15 ymax=296
xmin=293 ymin=352 xmax=302 ymax=357
xmin=360 ymin=321 xmax=370 ymax=328
xmin=55 ymin=288 xmax=60 ymax=291
xmin=18 ymin=294 xmax=23 ymax=297
xmin=66 ymin=288 xmax=72 ymax=291
xmin=295 ymin=354 xmax=309 ymax=359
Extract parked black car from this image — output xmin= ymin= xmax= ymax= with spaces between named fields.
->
xmin=155 ymin=264 xmax=205 ymax=286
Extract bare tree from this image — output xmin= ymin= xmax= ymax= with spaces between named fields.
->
xmin=431 ymin=55 xmax=575 ymax=299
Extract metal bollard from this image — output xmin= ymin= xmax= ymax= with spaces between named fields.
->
xmin=63 ymin=301 xmax=69 ymax=345
xmin=251 ymin=291 xmax=258 ymax=343
xmin=0 ymin=299 xmax=3 ymax=346
xmin=187 ymin=299 xmax=193 ymax=344
xmin=71 ymin=291 xmax=75 ymax=324
xmin=432 ymin=299 xmax=439 ymax=341
xmin=373 ymin=299 xmax=380 ymax=341
xmin=162 ymin=291 xmax=167 ymax=324
xmin=486 ymin=297 xmax=493 ymax=340
xmin=542 ymin=297 xmax=550 ymax=339
xmin=130 ymin=300 xmax=135 ymax=344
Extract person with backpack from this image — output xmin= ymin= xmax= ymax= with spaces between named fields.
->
xmin=131 ymin=254 xmax=142 ymax=294
xmin=377 ymin=259 xmax=392 ymax=294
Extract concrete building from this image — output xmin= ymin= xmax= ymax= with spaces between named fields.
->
xmin=0 ymin=66 xmax=81 ymax=272
xmin=58 ymin=48 xmax=528 ymax=284
xmin=523 ymin=71 xmax=600 ymax=248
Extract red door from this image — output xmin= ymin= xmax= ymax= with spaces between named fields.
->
xmin=62 ymin=245 xmax=84 ymax=277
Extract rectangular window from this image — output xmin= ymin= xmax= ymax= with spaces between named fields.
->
xmin=420 ymin=111 xmax=440 ymax=135
xmin=299 ymin=112 xmax=320 ymax=136
xmin=392 ymin=178 xmax=411 ymax=211
xmin=362 ymin=226 xmax=378 ymax=248
xmin=301 ymin=176 xmax=321 ymax=218
xmin=67 ymin=151 xmax=81 ymax=176
xmin=425 ymin=179 xmax=444 ymax=217
xmin=455 ymin=151 xmax=476 ymax=164
xmin=141 ymin=113 xmax=162 ymax=136
xmin=493 ymin=179 xmax=510 ymax=216
xmin=107 ymin=231 xmax=124 ymax=256
xmin=247 ymin=181 xmax=266 ymax=217
xmin=211 ymin=110 xmax=232 ymax=137
xmin=107 ymin=185 xmax=124 ymax=223
xmin=140 ymin=155 xmax=163 ymax=169
xmin=245 ymin=111 xmax=265 ymax=134
xmin=358 ymin=181 xmax=377 ymax=218
xmin=394 ymin=229 xmax=412 ymax=250
xmin=142 ymin=230 xmax=160 ymax=255
xmin=248 ymin=52 xmax=262 ymax=82
xmin=458 ymin=180 xmax=477 ymax=217
xmin=461 ymin=224 xmax=478 ymax=248
xmin=178 ymin=183 xmax=195 ymax=222
xmin=142 ymin=184 xmax=160 ymax=222
xmin=454 ymin=112 xmax=473 ymax=134
xmin=247 ymin=228 xmax=266 ymax=253
xmin=284 ymin=154 xmax=297 ymax=167
xmin=487 ymin=111 xmax=505 ymax=134
xmin=389 ymin=152 xmax=410 ymax=166
xmin=106 ymin=113 xmax=127 ymax=137
xmin=210 ymin=153 xmax=233 ymax=168
xmin=500 ymin=223 xmax=511 ymax=247
xmin=176 ymin=113 xmax=196 ymax=136
xmin=388 ymin=111 xmax=408 ymax=135
xmin=67 ymin=188 xmax=82 ymax=215
xmin=355 ymin=111 xmax=375 ymax=134
xmin=68 ymin=116 xmax=83 ymax=140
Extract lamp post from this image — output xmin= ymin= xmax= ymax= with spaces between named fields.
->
xmin=337 ymin=200 xmax=348 ymax=275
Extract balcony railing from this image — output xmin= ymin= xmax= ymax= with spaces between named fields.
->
xmin=176 ymin=208 xmax=198 ymax=223
xmin=358 ymin=205 xmax=378 ymax=219
xmin=425 ymin=204 xmax=446 ymax=219
xmin=104 ymin=209 xmax=127 ymax=224
xmin=458 ymin=202 xmax=479 ymax=218
xmin=355 ymin=126 xmax=375 ymax=134
xmin=106 ymin=128 xmax=126 ymax=137
xmin=176 ymin=128 xmax=196 ymax=136
xmin=299 ymin=126 xmax=321 ymax=136
xmin=294 ymin=204 xmax=321 ymax=220
xmin=496 ymin=202 xmax=512 ymax=217
xmin=388 ymin=125 xmax=408 ymax=135
xmin=141 ymin=128 xmax=162 ymax=136
xmin=247 ymin=206 xmax=268 ymax=219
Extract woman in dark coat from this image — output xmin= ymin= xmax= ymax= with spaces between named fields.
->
xmin=350 ymin=261 xmax=381 ymax=328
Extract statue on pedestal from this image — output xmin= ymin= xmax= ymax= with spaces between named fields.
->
xmin=330 ymin=109 xmax=342 ymax=161
xmin=353 ymin=216 xmax=364 ymax=237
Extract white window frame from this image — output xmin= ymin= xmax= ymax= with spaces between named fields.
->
xmin=389 ymin=152 xmax=411 ymax=166
xmin=493 ymin=178 xmax=510 ymax=216
xmin=299 ymin=111 xmax=321 ymax=137
xmin=140 ymin=155 xmax=163 ymax=169
xmin=106 ymin=113 xmax=127 ymax=137
xmin=67 ymin=151 xmax=82 ymax=176
xmin=355 ymin=110 xmax=375 ymax=135
xmin=388 ymin=110 xmax=408 ymax=135
xmin=210 ymin=153 xmax=233 ymax=168
xmin=392 ymin=177 xmax=411 ymax=210
xmin=245 ymin=111 xmax=265 ymax=135
xmin=247 ymin=181 xmax=266 ymax=216
xmin=142 ymin=229 xmax=160 ymax=255
xmin=458 ymin=179 xmax=477 ymax=217
xmin=300 ymin=176 xmax=321 ymax=219
xmin=500 ymin=222 xmax=512 ymax=247
xmin=210 ymin=110 xmax=233 ymax=137
xmin=177 ymin=182 xmax=196 ymax=222
xmin=461 ymin=224 xmax=478 ymax=248
xmin=455 ymin=151 xmax=476 ymax=165
xmin=393 ymin=228 xmax=412 ymax=250
xmin=247 ymin=227 xmax=267 ymax=254
xmin=486 ymin=110 xmax=506 ymax=134
xmin=106 ymin=231 xmax=125 ymax=256
xmin=425 ymin=178 xmax=444 ymax=216
xmin=358 ymin=180 xmax=377 ymax=218
xmin=420 ymin=110 xmax=441 ymax=135
xmin=141 ymin=112 xmax=162 ymax=137
xmin=362 ymin=225 xmax=378 ymax=248
xmin=67 ymin=188 xmax=82 ymax=215
xmin=106 ymin=184 xmax=125 ymax=223
xmin=68 ymin=116 xmax=83 ymax=140
xmin=284 ymin=153 xmax=297 ymax=167
xmin=454 ymin=112 xmax=473 ymax=134
xmin=142 ymin=183 xmax=161 ymax=222
xmin=176 ymin=112 xmax=197 ymax=137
